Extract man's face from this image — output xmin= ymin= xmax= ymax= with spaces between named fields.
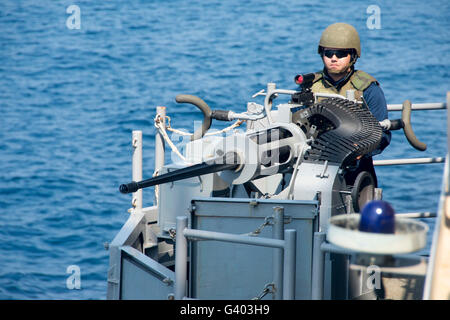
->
xmin=322 ymin=47 xmax=352 ymax=75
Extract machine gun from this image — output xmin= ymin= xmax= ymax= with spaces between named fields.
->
xmin=120 ymin=74 xmax=425 ymax=207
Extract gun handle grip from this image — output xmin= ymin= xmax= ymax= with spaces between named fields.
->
xmin=402 ymin=100 xmax=427 ymax=151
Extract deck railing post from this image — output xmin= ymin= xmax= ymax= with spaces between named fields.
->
xmin=283 ymin=229 xmax=296 ymax=300
xmin=132 ymin=130 xmax=142 ymax=211
xmin=155 ymin=106 xmax=166 ymax=172
xmin=272 ymin=206 xmax=284 ymax=300
xmin=175 ymin=216 xmax=188 ymax=300
xmin=312 ymin=232 xmax=326 ymax=300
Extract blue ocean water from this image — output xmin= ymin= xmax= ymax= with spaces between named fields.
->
xmin=0 ymin=0 xmax=448 ymax=299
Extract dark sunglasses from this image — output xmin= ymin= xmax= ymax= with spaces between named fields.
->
xmin=322 ymin=49 xmax=352 ymax=59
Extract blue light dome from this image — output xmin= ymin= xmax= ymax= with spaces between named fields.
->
xmin=359 ymin=200 xmax=396 ymax=234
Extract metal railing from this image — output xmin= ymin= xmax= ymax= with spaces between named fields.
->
xmin=374 ymin=157 xmax=445 ymax=166
xmin=387 ymin=102 xmax=447 ymax=111
xmin=174 ymin=215 xmax=297 ymax=300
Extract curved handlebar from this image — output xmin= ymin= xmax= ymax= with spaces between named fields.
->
xmin=401 ymin=100 xmax=427 ymax=151
xmin=175 ymin=94 xmax=212 ymax=141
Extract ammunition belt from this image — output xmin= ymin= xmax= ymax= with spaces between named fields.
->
xmin=304 ymin=98 xmax=382 ymax=167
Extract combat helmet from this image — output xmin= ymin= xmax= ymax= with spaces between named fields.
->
xmin=318 ymin=23 xmax=361 ymax=58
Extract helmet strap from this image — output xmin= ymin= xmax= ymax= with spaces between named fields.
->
xmin=349 ymin=50 xmax=358 ymax=66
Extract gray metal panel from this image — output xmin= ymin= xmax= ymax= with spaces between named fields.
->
xmin=120 ymin=246 xmax=175 ymax=300
xmin=107 ymin=208 xmax=151 ymax=300
xmin=158 ymin=166 xmax=215 ymax=234
xmin=190 ymin=198 xmax=318 ymax=299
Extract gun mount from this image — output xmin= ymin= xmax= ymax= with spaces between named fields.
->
xmin=109 ymin=79 xmax=441 ymax=301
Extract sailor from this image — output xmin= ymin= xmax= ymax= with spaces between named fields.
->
xmin=310 ymin=22 xmax=391 ymax=187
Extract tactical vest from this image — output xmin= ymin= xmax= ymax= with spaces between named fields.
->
xmin=311 ymin=70 xmax=378 ymax=101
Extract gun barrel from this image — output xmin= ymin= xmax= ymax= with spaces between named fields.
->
xmin=119 ymin=153 xmax=239 ymax=194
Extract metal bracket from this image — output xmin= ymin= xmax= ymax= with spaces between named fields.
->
xmin=284 ymin=215 xmax=293 ymax=224
xmin=168 ymin=228 xmax=176 ymax=239
xmin=316 ymin=160 xmax=329 ymax=178
xmin=162 ymin=277 xmax=173 ymax=286
xmin=315 ymin=191 xmax=322 ymax=206
xmin=252 ymin=282 xmax=275 ymax=300
xmin=249 ymin=200 xmax=258 ymax=207
xmin=307 ymin=124 xmax=317 ymax=139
